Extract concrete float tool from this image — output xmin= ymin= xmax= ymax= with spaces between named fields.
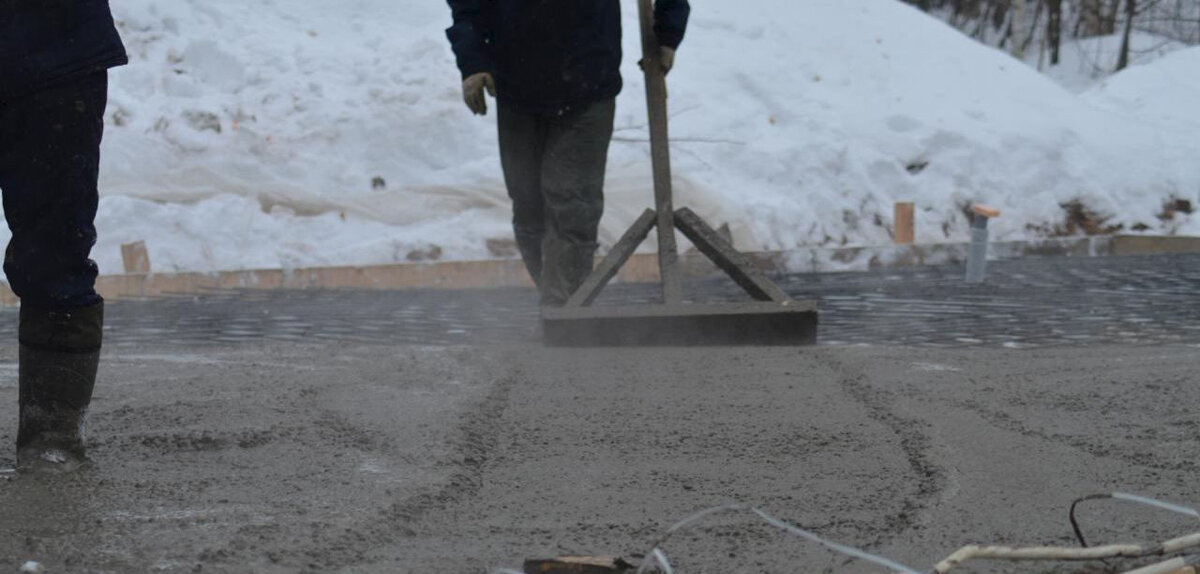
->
xmin=540 ymin=0 xmax=818 ymax=347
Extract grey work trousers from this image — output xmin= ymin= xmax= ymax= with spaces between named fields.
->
xmin=497 ymin=98 xmax=615 ymax=306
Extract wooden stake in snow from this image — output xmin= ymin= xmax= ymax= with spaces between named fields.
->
xmin=894 ymin=202 xmax=915 ymax=245
xmin=121 ymin=241 xmax=151 ymax=274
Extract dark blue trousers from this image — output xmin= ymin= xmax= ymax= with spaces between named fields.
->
xmin=0 ymin=72 xmax=106 ymax=311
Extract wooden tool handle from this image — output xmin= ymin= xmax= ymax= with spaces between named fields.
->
xmin=637 ymin=0 xmax=683 ymax=303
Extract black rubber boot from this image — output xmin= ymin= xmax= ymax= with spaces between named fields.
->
xmin=16 ymin=302 xmax=103 ymax=472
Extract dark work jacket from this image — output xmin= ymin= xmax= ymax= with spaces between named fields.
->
xmin=446 ymin=0 xmax=690 ymax=115
xmin=0 ymin=0 xmax=128 ymax=101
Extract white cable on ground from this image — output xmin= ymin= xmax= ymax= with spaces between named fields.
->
xmin=649 ymin=548 xmax=674 ymax=574
xmin=1113 ymin=493 xmax=1200 ymax=520
xmin=934 ymin=533 xmax=1200 ymax=573
xmin=493 ymin=492 xmax=1200 ymax=574
xmin=750 ymin=508 xmax=923 ymax=574
xmin=633 ymin=503 xmax=922 ymax=574
xmin=937 ymin=492 xmax=1200 ymax=574
xmin=1122 ymin=555 xmax=1200 ymax=574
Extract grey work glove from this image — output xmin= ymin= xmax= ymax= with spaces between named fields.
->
xmin=639 ymin=46 xmax=677 ymax=75
xmin=660 ymin=46 xmax=676 ymax=74
xmin=462 ymin=72 xmax=496 ymax=116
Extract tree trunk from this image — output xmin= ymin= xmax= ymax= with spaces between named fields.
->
xmin=1048 ymin=0 xmax=1063 ymax=64
xmin=1011 ymin=0 xmax=1028 ymax=58
xmin=1105 ymin=0 xmax=1123 ymax=33
xmin=1080 ymin=0 xmax=1106 ymax=36
xmin=1116 ymin=0 xmax=1137 ymax=71
xmin=1021 ymin=0 xmax=1046 ymax=55
xmin=993 ymin=0 xmax=1011 ymax=33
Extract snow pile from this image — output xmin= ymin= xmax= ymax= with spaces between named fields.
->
xmin=1032 ymin=31 xmax=1189 ymax=94
xmin=2 ymin=0 xmax=1198 ymax=273
xmin=1077 ymin=45 xmax=1200 ymax=233
xmin=662 ymin=3 xmax=1200 ymax=250
xmin=92 ymin=0 xmax=512 ymax=271
xmin=1084 ymin=45 xmax=1200 ymax=127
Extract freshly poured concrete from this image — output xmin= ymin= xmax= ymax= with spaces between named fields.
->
xmin=3 ymin=342 xmax=1198 ymax=573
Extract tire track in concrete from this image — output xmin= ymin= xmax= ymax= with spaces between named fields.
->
xmin=380 ymin=368 xmax=520 ymax=522
xmin=813 ymin=350 xmax=948 ymax=546
xmin=292 ymin=365 xmax=521 ymax=572
xmin=954 ymin=398 xmax=1200 ymax=474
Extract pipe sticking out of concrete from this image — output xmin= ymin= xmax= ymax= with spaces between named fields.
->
xmin=966 ymin=205 xmax=1000 ymax=283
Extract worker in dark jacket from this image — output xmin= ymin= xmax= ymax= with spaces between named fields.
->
xmin=0 ymin=0 xmax=127 ymax=471
xmin=446 ymin=0 xmax=690 ymax=306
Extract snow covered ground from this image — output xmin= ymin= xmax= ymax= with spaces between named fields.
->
xmin=1031 ymin=31 xmax=1189 ymax=94
xmin=4 ymin=0 xmax=1198 ymax=273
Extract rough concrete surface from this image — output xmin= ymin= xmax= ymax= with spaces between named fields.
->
xmin=3 ymin=340 xmax=1199 ymax=574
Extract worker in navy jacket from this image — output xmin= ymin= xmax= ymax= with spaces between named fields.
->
xmin=0 ymin=0 xmax=127 ymax=471
xmin=447 ymin=0 xmax=690 ymax=306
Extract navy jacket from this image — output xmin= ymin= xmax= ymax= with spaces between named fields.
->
xmin=0 ymin=0 xmax=128 ymax=100
xmin=446 ymin=0 xmax=690 ymax=114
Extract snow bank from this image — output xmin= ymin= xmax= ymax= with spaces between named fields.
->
xmin=660 ymin=1 xmax=1200 ymax=251
xmin=1084 ymin=45 xmax=1200 ymax=127
xmin=1076 ymin=46 xmax=1200 ymax=234
xmin=1033 ymin=32 xmax=1188 ymax=94
xmin=1 ymin=0 xmax=1197 ymax=273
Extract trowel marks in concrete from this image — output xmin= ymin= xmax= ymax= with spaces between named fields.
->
xmin=4 ymin=342 xmax=1200 ymax=572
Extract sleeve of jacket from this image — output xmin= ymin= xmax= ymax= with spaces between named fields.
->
xmin=445 ymin=0 xmax=492 ymax=79
xmin=653 ymin=0 xmax=691 ymax=49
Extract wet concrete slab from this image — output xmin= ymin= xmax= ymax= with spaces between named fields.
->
xmin=1 ymin=252 xmax=1196 ymax=350
xmin=1 ymin=342 xmax=1198 ymax=572
xmin=0 ymin=343 xmax=499 ymax=572
xmin=2 ymin=254 xmax=1200 ymax=572
xmin=367 ymin=345 xmax=1200 ymax=574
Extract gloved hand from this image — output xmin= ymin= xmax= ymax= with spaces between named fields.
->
xmin=639 ymin=47 xmax=677 ymax=75
xmin=462 ymin=72 xmax=496 ymax=116
xmin=660 ymin=46 xmax=676 ymax=74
